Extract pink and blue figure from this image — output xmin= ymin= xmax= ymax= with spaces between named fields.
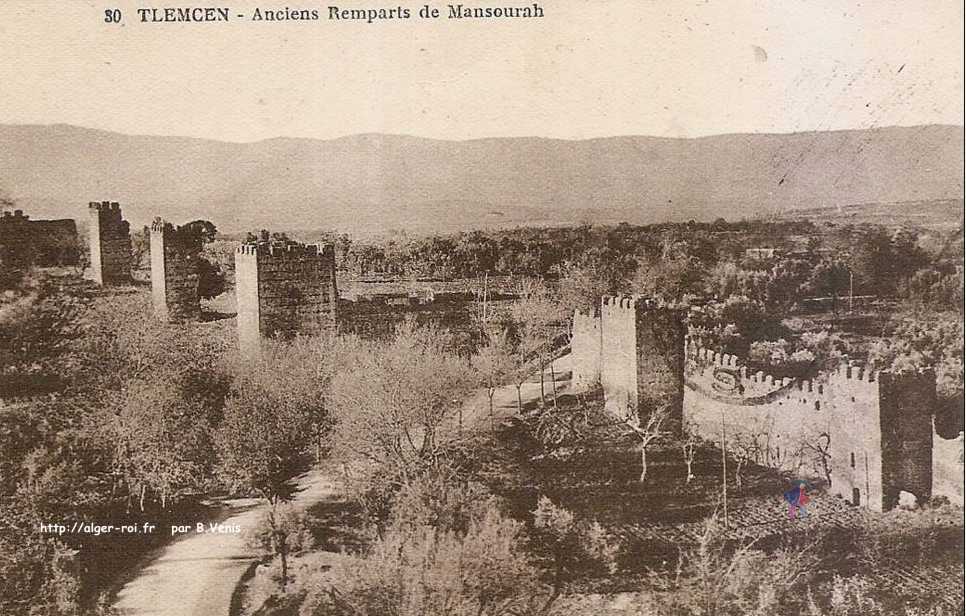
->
xmin=783 ymin=480 xmax=810 ymax=519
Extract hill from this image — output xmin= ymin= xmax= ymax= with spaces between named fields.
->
xmin=0 ymin=124 xmax=961 ymax=234
xmin=774 ymin=198 xmax=964 ymax=231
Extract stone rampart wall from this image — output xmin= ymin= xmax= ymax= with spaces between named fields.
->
xmin=88 ymin=201 xmax=131 ymax=285
xmin=150 ymin=219 xmax=200 ymax=321
xmin=235 ymin=240 xmax=338 ymax=355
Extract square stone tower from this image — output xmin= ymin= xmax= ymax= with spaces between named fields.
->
xmin=150 ymin=218 xmax=201 ymax=322
xmin=599 ymin=296 xmax=686 ymax=429
xmin=235 ymin=238 xmax=338 ymax=356
xmin=827 ymin=366 xmax=936 ymax=511
xmin=88 ymin=201 xmax=131 ymax=285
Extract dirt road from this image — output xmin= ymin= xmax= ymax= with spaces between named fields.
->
xmin=112 ymin=472 xmax=340 ymax=616
xmin=112 ymin=354 xmax=572 ymax=616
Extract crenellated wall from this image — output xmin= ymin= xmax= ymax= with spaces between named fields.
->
xmin=235 ymin=238 xmax=338 ymax=356
xmin=88 ymin=201 xmax=131 ymax=285
xmin=683 ymin=339 xmax=938 ymax=512
xmin=150 ymin=218 xmax=201 ymax=322
xmin=599 ymin=296 xmax=642 ymax=417
xmin=569 ymin=297 xmax=953 ymax=513
xmin=572 ymin=295 xmax=685 ymax=427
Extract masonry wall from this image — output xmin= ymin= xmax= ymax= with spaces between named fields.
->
xmin=0 ymin=210 xmax=79 ymax=267
xmin=235 ymin=245 xmax=261 ymax=356
xmin=571 ymin=308 xmax=601 ymax=390
xmin=825 ymin=366 xmax=885 ymax=511
xmin=932 ymin=430 xmax=965 ymax=506
xmin=150 ymin=220 xmax=200 ymax=322
xmin=235 ymin=240 xmax=338 ymax=356
xmin=88 ymin=201 xmax=131 ymax=284
xmin=683 ymin=341 xmax=937 ymax=512
xmin=599 ymin=297 xmax=645 ymax=418
xmin=878 ymin=371 xmax=935 ymax=507
xmin=592 ymin=296 xmax=685 ymax=427
xmin=567 ymin=294 xmax=944 ymax=512
xmin=684 ymin=346 xmax=834 ymax=473
xmin=636 ymin=307 xmax=686 ymax=428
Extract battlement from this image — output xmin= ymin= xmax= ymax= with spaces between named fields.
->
xmin=572 ymin=294 xmax=940 ymax=511
xmin=683 ymin=335 xmax=937 ymax=512
xmin=150 ymin=217 xmax=201 ymax=321
xmin=150 ymin=218 xmax=205 ymax=254
xmin=683 ymin=337 xmax=890 ymax=402
xmin=601 ymin=294 xmax=659 ymax=312
xmin=235 ymin=233 xmax=339 ymax=356
xmin=0 ymin=209 xmax=28 ymax=222
xmin=89 ymin=201 xmax=126 ymax=227
xmin=236 ymin=239 xmax=332 ymax=259
xmin=88 ymin=201 xmax=131 ymax=285
xmin=89 ymin=200 xmax=121 ymax=212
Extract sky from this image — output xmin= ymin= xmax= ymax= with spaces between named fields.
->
xmin=0 ymin=0 xmax=962 ymax=142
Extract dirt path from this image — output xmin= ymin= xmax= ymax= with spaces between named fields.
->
xmin=112 ymin=472 xmax=340 ymax=616
xmin=112 ymin=354 xmax=572 ymax=616
xmin=463 ymin=353 xmax=574 ymax=429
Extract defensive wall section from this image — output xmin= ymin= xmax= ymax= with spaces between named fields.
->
xmin=571 ymin=308 xmax=601 ymax=390
xmin=150 ymin=218 xmax=201 ymax=322
xmin=682 ymin=341 xmax=936 ymax=512
xmin=572 ymin=296 xmax=685 ymax=426
xmin=570 ymin=294 xmax=956 ymax=512
xmin=933 ymin=430 xmax=965 ymax=507
xmin=235 ymin=238 xmax=338 ymax=356
xmin=88 ymin=201 xmax=131 ymax=285
xmin=0 ymin=209 xmax=79 ymax=268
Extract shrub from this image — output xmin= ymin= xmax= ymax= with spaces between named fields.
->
xmin=297 ymin=508 xmax=546 ymax=616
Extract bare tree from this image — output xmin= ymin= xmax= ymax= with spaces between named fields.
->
xmin=329 ymin=323 xmax=476 ymax=490
xmin=730 ymin=431 xmax=764 ymax=492
xmin=670 ymin=515 xmax=820 ymax=616
xmin=681 ymin=421 xmax=699 ymax=485
xmin=509 ymin=278 xmax=566 ymax=408
xmin=802 ymin=432 xmax=832 ymax=487
xmin=623 ymin=403 xmax=670 ymax=482
xmin=472 ymin=328 xmax=516 ymax=429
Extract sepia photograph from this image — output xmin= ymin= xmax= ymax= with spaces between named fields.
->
xmin=0 ymin=1 xmax=963 ymax=615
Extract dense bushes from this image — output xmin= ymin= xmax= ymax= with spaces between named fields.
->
xmin=297 ymin=478 xmax=546 ymax=616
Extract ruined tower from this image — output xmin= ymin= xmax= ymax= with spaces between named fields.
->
xmin=235 ymin=237 xmax=338 ymax=356
xmin=88 ymin=201 xmax=131 ymax=285
xmin=0 ymin=209 xmax=79 ymax=267
xmin=830 ymin=367 xmax=935 ymax=511
xmin=150 ymin=219 xmax=201 ymax=322
xmin=594 ymin=296 xmax=686 ymax=428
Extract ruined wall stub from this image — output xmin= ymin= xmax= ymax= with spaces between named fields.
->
xmin=89 ymin=201 xmax=131 ymax=285
xmin=150 ymin=219 xmax=201 ymax=322
xmin=235 ymin=238 xmax=338 ymax=356
xmin=1 ymin=209 xmax=79 ymax=267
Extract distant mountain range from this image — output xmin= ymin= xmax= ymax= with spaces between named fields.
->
xmin=0 ymin=124 xmax=961 ymax=235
